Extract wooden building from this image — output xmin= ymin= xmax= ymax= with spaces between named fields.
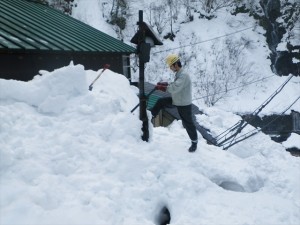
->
xmin=0 ymin=0 xmax=135 ymax=81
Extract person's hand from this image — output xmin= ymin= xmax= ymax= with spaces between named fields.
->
xmin=155 ymin=85 xmax=167 ymax=92
xmin=157 ymin=82 xmax=168 ymax=86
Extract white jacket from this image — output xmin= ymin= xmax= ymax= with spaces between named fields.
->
xmin=167 ymin=68 xmax=192 ymax=106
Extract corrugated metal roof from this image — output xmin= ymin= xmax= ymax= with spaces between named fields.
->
xmin=144 ymin=82 xmax=171 ymax=110
xmin=0 ymin=0 xmax=135 ymax=53
xmin=144 ymin=82 xmax=202 ymax=119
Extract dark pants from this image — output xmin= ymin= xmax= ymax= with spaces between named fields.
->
xmin=151 ymin=98 xmax=198 ymax=142
xmin=177 ymin=105 xmax=198 ymax=141
xmin=151 ymin=97 xmax=173 ymax=117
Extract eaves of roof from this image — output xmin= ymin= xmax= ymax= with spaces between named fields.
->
xmin=0 ymin=0 xmax=136 ymax=54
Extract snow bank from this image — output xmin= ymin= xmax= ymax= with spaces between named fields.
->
xmin=0 ymin=64 xmax=87 ymax=114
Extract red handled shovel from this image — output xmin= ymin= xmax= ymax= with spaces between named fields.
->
xmin=88 ymin=64 xmax=110 ymax=91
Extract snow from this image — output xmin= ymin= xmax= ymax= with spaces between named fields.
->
xmin=72 ymin=0 xmax=117 ymax=39
xmin=1 ymin=0 xmax=300 ymax=224
xmin=1 ymin=64 xmax=300 ymax=225
xmin=282 ymin=133 xmax=300 ymax=149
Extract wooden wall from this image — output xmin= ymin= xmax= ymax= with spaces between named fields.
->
xmin=0 ymin=51 xmax=130 ymax=81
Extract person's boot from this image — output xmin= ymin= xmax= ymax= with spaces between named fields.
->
xmin=188 ymin=141 xmax=197 ymax=152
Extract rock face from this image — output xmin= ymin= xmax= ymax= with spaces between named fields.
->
xmin=259 ymin=0 xmax=300 ymax=76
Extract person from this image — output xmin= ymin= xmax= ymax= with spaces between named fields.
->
xmin=151 ymin=54 xmax=198 ymax=152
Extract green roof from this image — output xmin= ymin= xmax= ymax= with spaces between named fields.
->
xmin=0 ymin=0 xmax=135 ymax=53
xmin=147 ymin=94 xmax=161 ymax=109
xmin=144 ymin=82 xmax=171 ymax=110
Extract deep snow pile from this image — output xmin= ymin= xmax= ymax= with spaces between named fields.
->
xmin=0 ymin=64 xmax=300 ymax=225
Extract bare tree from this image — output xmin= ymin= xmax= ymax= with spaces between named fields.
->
xmin=146 ymin=3 xmax=169 ymax=34
xmin=164 ymin=0 xmax=181 ymax=39
xmin=198 ymin=0 xmax=237 ymax=16
xmin=47 ymin=0 xmax=76 ymax=15
xmin=180 ymin=0 xmax=194 ymax=21
xmin=109 ymin=0 xmax=128 ymax=29
xmin=193 ymin=37 xmax=254 ymax=106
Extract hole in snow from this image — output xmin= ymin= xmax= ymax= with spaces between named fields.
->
xmin=155 ymin=205 xmax=171 ymax=225
xmin=218 ymin=181 xmax=245 ymax=192
xmin=212 ymin=176 xmax=264 ymax=193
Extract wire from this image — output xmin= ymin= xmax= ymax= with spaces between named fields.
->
xmin=222 ymin=96 xmax=300 ymax=150
xmin=251 ymin=74 xmax=294 ymax=115
xmin=192 ymin=74 xmax=275 ymax=101
xmin=214 ymin=75 xmax=294 ymax=147
xmin=281 ymin=96 xmax=300 ymax=114
xmin=152 ymin=26 xmax=255 ymax=55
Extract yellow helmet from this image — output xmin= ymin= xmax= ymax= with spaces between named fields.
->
xmin=166 ymin=54 xmax=180 ymax=66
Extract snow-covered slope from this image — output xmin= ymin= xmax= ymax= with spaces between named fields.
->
xmin=0 ymin=65 xmax=299 ymax=225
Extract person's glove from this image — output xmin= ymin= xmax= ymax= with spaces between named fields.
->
xmin=157 ymin=82 xmax=168 ymax=86
xmin=155 ymin=85 xmax=167 ymax=92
